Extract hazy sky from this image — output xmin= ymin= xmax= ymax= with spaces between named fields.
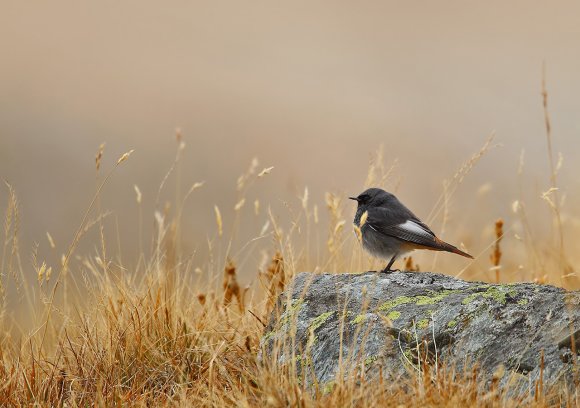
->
xmin=1 ymin=1 xmax=580 ymax=280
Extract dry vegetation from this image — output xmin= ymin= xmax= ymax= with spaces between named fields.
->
xmin=0 ymin=88 xmax=578 ymax=406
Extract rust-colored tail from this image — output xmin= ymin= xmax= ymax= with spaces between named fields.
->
xmin=434 ymin=237 xmax=474 ymax=259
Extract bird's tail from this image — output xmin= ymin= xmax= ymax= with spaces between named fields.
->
xmin=434 ymin=238 xmax=474 ymax=259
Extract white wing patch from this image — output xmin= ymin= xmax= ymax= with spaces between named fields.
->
xmin=398 ymin=220 xmax=433 ymax=237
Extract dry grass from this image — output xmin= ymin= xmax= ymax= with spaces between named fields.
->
xmin=490 ymin=218 xmax=504 ymax=283
xmin=0 ymin=120 xmax=578 ymax=406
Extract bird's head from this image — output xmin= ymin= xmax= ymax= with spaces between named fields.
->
xmin=349 ymin=188 xmax=394 ymax=208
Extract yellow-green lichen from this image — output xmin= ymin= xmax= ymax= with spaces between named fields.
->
xmin=379 ymin=289 xmax=459 ymax=313
xmin=402 ymin=348 xmax=416 ymax=366
xmin=310 ymin=311 xmax=334 ymax=332
xmin=364 ymin=355 xmax=378 ymax=366
xmin=263 ymin=330 xmax=275 ymax=342
xmin=378 ymin=296 xmax=414 ymax=311
xmin=447 ymin=319 xmax=457 ymax=328
xmin=462 ymin=292 xmax=481 ymax=304
xmin=290 ymin=298 xmax=305 ymax=311
xmin=279 ymin=299 xmax=305 ymax=325
xmin=264 ymin=299 xmax=306 ymax=342
xmin=386 ymin=311 xmax=401 ymax=320
xmin=295 ymin=354 xmax=314 ymax=371
xmin=307 ymin=311 xmax=335 ymax=347
xmin=415 ymin=290 xmax=458 ymax=305
xmin=462 ymin=286 xmax=514 ymax=305
xmin=517 ymin=298 xmax=528 ymax=305
xmin=482 ymin=286 xmax=509 ymax=304
xmin=416 ymin=319 xmax=429 ymax=329
xmin=322 ymin=381 xmax=335 ymax=394
xmin=352 ymin=314 xmax=367 ymax=324
xmin=293 ymin=354 xmax=303 ymax=367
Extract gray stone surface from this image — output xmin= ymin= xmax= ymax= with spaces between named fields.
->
xmin=261 ymin=271 xmax=579 ymax=393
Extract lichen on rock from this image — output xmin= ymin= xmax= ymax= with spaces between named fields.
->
xmin=260 ymin=271 xmax=579 ymax=396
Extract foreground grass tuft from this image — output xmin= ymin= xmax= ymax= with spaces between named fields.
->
xmin=0 ymin=131 xmax=578 ymax=406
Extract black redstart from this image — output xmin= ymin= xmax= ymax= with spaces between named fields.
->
xmin=350 ymin=188 xmax=473 ymax=273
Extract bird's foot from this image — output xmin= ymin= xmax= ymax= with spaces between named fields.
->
xmin=379 ymin=268 xmax=400 ymax=274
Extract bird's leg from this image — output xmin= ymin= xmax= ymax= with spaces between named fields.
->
xmin=380 ymin=254 xmax=399 ymax=274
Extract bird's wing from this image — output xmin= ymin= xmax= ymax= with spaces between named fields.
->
xmin=365 ymin=207 xmax=441 ymax=249
xmin=364 ymin=206 xmax=473 ymax=258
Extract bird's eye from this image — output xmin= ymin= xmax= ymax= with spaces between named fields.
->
xmin=359 ymin=194 xmax=370 ymax=202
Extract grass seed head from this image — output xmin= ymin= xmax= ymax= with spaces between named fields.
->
xmin=258 ymin=166 xmax=274 ymax=177
xmin=360 ymin=210 xmax=368 ymax=227
xmin=354 ymin=210 xmax=368 ymax=243
xmin=490 ymin=218 xmax=504 ymax=282
xmin=264 ymin=251 xmax=285 ymax=308
xmin=260 ymin=220 xmax=270 ymax=236
xmin=37 ymin=262 xmax=46 ymax=282
xmin=190 ymin=181 xmax=205 ymax=191
xmin=117 ymin=149 xmax=135 ymax=165
xmin=133 ymin=185 xmax=142 ymax=204
xmin=46 ymin=232 xmax=56 ymax=249
xmin=354 ymin=225 xmax=363 ymax=243
xmin=313 ymin=204 xmax=319 ymax=224
xmin=556 ymin=152 xmax=563 ymax=173
xmin=334 ymin=220 xmax=346 ymax=235
xmin=223 ymin=259 xmax=244 ymax=312
xmin=237 ymin=158 xmax=259 ymax=190
xmin=404 ymin=256 xmax=420 ymax=272
xmin=95 ymin=143 xmax=105 ymax=171
xmin=491 ymin=219 xmax=504 ymax=266
xmin=301 ymin=186 xmax=309 ymax=209
xmin=214 ymin=205 xmax=223 ymax=237
xmin=234 ymin=198 xmax=246 ymax=211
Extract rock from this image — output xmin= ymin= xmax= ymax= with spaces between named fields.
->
xmin=260 ymin=271 xmax=579 ymax=393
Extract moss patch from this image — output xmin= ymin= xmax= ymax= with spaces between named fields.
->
xmin=447 ymin=319 xmax=457 ymax=328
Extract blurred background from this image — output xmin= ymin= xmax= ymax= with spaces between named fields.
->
xmin=1 ymin=1 xmax=580 ymax=296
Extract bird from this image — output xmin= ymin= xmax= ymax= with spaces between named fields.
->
xmin=349 ymin=187 xmax=473 ymax=273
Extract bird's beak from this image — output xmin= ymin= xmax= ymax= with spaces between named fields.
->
xmin=348 ymin=196 xmax=358 ymax=202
